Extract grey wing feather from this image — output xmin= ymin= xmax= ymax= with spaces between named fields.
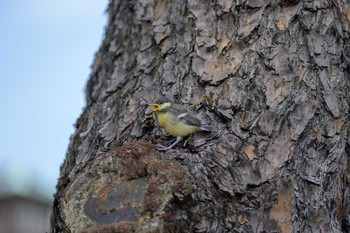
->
xmin=182 ymin=114 xmax=201 ymax=126
xmin=169 ymin=104 xmax=201 ymax=126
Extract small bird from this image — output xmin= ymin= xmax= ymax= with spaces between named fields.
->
xmin=150 ymin=97 xmax=211 ymax=150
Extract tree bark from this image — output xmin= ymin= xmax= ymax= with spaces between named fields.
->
xmin=51 ymin=0 xmax=350 ymax=232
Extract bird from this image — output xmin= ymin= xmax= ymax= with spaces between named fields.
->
xmin=150 ymin=97 xmax=211 ymax=150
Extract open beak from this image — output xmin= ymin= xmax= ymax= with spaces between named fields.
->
xmin=149 ymin=104 xmax=160 ymax=112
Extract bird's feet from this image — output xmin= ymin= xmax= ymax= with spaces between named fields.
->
xmin=155 ymin=144 xmax=172 ymax=151
xmin=155 ymin=137 xmax=182 ymax=151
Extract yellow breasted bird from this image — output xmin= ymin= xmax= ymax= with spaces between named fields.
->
xmin=150 ymin=97 xmax=211 ymax=150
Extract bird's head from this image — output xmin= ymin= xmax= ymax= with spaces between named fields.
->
xmin=150 ymin=97 xmax=171 ymax=112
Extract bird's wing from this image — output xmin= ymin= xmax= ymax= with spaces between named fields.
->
xmin=169 ymin=104 xmax=201 ymax=126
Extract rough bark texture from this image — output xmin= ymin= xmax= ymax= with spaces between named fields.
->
xmin=52 ymin=0 xmax=350 ymax=232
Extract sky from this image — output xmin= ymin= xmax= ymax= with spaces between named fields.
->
xmin=0 ymin=0 xmax=108 ymax=198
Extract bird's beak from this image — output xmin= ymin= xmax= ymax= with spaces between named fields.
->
xmin=150 ymin=104 xmax=160 ymax=112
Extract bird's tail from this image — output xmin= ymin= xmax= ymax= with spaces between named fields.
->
xmin=200 ymin=124 xmax=213 ymax=132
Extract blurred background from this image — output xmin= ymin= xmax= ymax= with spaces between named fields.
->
xmin=0 ymin=0 xmax=108 ymax=232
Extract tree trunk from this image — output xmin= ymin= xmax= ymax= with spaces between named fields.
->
xmin=51 ymin=0 xmax=350 ymax=232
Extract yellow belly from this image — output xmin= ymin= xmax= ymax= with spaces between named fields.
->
xmin=157 ymin=112 xmax=200 ymax=137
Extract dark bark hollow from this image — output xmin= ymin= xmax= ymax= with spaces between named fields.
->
xmin=52 ymin=0 xmax=350 ymax=232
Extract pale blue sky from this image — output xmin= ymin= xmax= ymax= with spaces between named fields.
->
xmin=0 ymin=0 xmax=108 ymax=197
